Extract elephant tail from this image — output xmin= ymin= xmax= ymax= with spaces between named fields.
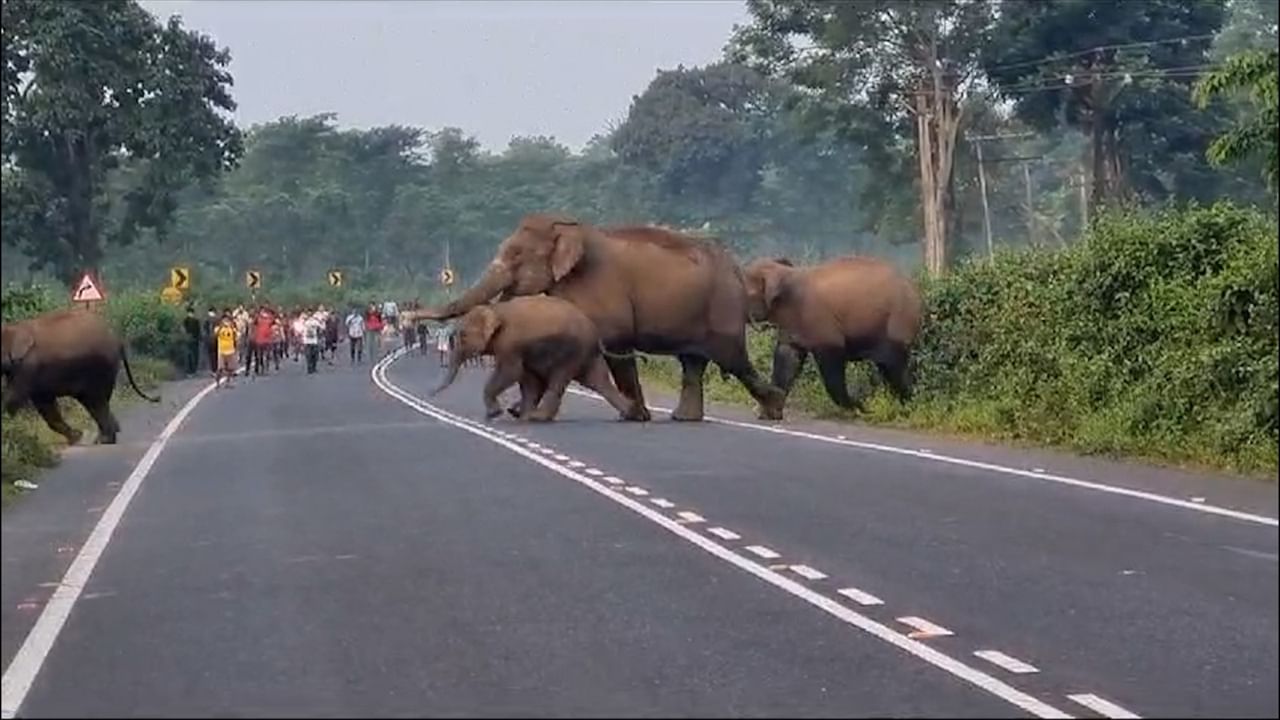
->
xmin=120 ymin=345 xmax=161 ymax=403
xmin=596 ymin=341 xmax=651 ymax=364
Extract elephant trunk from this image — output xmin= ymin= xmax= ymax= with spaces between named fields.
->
xmin=424 ymin=264 xmax=511 ymax=320
xmin=430 ymin=346 xmax=466 ymax=397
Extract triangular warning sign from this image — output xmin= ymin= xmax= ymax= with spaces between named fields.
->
xmin=71 ymin=273 xmax=105 ymax=302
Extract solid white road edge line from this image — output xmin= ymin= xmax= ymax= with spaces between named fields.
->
xmin=1 ymin=381 xmax=217 ymax=720
xmin=373 ymin=350 xmax=1072 ymax=720
xmin=1066 ymin=693 xmax=1141 ymax=719
xmin=563 ymin=388 xmax=1275 ymax=528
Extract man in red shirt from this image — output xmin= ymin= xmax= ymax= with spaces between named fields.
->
xmin=251 ymin=306 xmax=276 ymax=377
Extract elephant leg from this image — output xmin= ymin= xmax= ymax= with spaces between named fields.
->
xmin=604 ymin=355 xmax=651 ymax=422
xmin=671 ymin=354 xmax=708 ymax=422
xmin=483 ymin=359 xmax=523 ymax=419
xmin=527 ymin=369 xmax=574 ymax=422
xmin=78 ymin=393 xmax=121 ymax=445
xmin=874 ymin=342 xmax=913 ymax=402
xmin=579 ymin=357 xmax=646 ymax=421
xmin=708 ymin=335 xmax=786 ymax=421
xmin=32 ymin=395 xmax=82 ymax=446
xmin=771 ymin=339 xmax=810 ymax=403
xmin=510 ymin=372 xmax=545 ymax=419
xmin=815 ymin=349 xmax=861 ymax=412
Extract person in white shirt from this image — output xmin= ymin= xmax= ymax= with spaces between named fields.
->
xmin=382 ymin=299 xmax=399 ymax=331
xmin=301 ymin=310 xmax=322 ymax=374
xmin=345 ymin=308 xmax=365 ymax=364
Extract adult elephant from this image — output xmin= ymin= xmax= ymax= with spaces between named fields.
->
xmin=422 ymin=213 xmax=785 ymax=421
xmin=743 ymin=256 xmax=922 ymax=415
xmin=1 ymin=308 xmax=160 ymax=445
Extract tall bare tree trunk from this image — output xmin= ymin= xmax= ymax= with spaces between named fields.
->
xmin=914 ymin=72 xmax=962 ymax=277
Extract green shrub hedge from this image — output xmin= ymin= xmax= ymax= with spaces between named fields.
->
xmin=643 ymin=202 xmax=1279 ymax=475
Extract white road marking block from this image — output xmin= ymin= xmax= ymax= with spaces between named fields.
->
xmin=539 ymin=448 xmax=554 ymax=455
xmin=1066 ymin=693 xmax=1141 ymax=719
xmin=789 ymin=564 xmax=828 ymax=581
xmin=567 ymin=460 xmax=586 ymax=468
xmin=2 ymin=382 xmax=217 ymax=720
xmin=973 ymin=650 xmax=1039 ymax=675
xmin=837 ymin=587 xmax=884 ymax=606
xmin=624 ymin=486 xmax=649 ymax=496
xmin=745 ymin=545 xmax=781 ymax=560
xmin=897 ymin=616 xmax=954 ymax=639
xmin=650 ymin=498 xmax=676 ymax=508
xmin=561 ymin=386 xmax=1280 ymax=528
xmin=553 ymin=454 xmax=571 ymax=461
xmin=707 ymin=527 xmax=741 ymax=541
xmin=676 ymin=511 xmax=706 ymax=524
xmin=602 ymin=476 xmax=625 ymax=485
xmin=372 ymin=352 xmax=1074 ymax=720
xmin=584 ymin=468 xmax=604 ymax=476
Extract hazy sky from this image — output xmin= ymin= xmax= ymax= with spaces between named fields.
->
xmin=139 ymin=0 xmax=750 ymax=151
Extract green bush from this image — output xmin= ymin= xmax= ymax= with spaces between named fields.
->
xmin=643 ymin=202 xmax=1279 ymax=475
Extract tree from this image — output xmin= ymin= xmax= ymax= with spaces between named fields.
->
xmin=1194 ymin=48 xmax=1279 ymax=188
xmin=731 ymin=0 xmax=995 ymax=275
xmin=1 ymin=0 xmax=242 ymax=283
xmin=984 ymin=0 xmax=1226 ymax=214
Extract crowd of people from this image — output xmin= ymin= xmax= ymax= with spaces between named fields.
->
xmin=180 ymin=299 xmax=474 ymax=390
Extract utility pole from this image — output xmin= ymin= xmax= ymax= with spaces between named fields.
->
xmin=1023 ymin=161 xmax=1035 ymax=245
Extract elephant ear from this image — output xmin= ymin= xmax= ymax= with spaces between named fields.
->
xmin=3 ymin=326 xmax=35 ymax=367
xmin=476 ymin=306 xmax=503 ymax=350
xmin=762 ymin=267 xmax=791 ymax=311
xmin=550 ymin=221 xmax=586 ymax=282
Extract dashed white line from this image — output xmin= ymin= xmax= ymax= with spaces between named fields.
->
xmin=553 ymin=454 xmax=571 ymax=461
xmin=1066 ymin=693 xmax=1141 ymax=719
xmin=837 ymin=587 xmax=884 ymax=606
xmin=650 ymin=498 xmax=676 ymax=509
xmin=601 ymin=476 xmax=625 ymax=485
xmin=974 ymin=650 xmax=1039 ymax=675
xmin=745 ymin=545 xmax=781 ymax=560
xmin=624 ymin=486 xmax=649 ymax=497
xmin=567 ymin=460 xmax=587 ymax=468
xmin=538 ymin=448 xmax=554 ymax=455
xmin=562 ymin=386 xmax=1278 ymax=527
xmin=706 ymin=527 xmax=741 ymax=541
xmin=897 ymin=616 xmax=954 ymax=639
xmin=375 ymin=352 xmax=1073 ymax=719
xmin=789 ymin=565 xmax=828 ymax=581
xmin=584 ymin=468 xmax=604 ymax=476
xmin=676 ymin=511 xmax=706 ymax=524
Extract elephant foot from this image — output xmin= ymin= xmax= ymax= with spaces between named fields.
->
xmin=484 ymin=406 xmax=504 ymax=420
xmin=756 ymin=387 xmax=786 ymax=422
xmin=506 ymin=404 xmax=523 ymax=419
xmin=95 ymin=434 xmax=118 ymax=445
xmin=670 ymin=409 xmax=705 ymax=422
xmin=526 ymin=410 xmax=556 ymax=423
xmin=619 ymin=404 xmax=649 ymax=422
xmin=62 ymin=429 xmax=84 ymax=446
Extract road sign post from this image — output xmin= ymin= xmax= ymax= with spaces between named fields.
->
xmin=71 ymin=271 xmax=106 ymax=311
xmin=246 ymin=270 xmax=262 ymax=290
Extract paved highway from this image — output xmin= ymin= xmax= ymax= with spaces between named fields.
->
xmin=2 ymin=348 xmax=1277 ymax=718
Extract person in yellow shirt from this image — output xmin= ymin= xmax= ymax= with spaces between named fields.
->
xmin=215 ymin=312 xmax=238 ymax=389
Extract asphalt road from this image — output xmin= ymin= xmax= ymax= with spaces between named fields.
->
xmin=2 ymin=346 xmax=1276 ymax=718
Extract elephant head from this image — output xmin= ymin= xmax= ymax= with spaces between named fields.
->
xmin=429 ymin=305 xmax=502 ymax=396
xmin=0 ymin=323 xmax=35 ymax=379
xmin=742 ymin=257 xmax=796 ymax=323
xmin=425 ymin=213 xmax=594 ymax=320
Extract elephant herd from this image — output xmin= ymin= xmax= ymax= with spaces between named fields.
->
xmin=408 ymin=213 xmax=923 ymax=424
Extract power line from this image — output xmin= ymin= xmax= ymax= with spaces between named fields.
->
xmin=983 ymin=33 xmax=1220 ymax=75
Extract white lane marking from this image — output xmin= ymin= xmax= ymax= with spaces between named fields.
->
xmin=553 ymin=454 xmax=571 ymax=461
xmin=375 ymin=352 xmax=1071 ymax=719
xmin=650 ymin=498 xmax=676 ymax=509
xmin=539 ymin=448 xmax=554 ymax=455
xmin=974 ymin=650 xmax=1040 ymax=675
xmin=676 ymin=511 xmax=706 ymax=524
xmin=837 ymin=587 xmax=884 ymax=606
xmin=707 ymin=527 xmax=741 ymax=541
xmin=624 ymin=486 xmax=649 ymax=497
xmin=564 ymin=388 xmax=1277 ymax=528
xmin=526 ymin=442 xmax=542 ymax=449
xmin=602 ymin=476 xmax=625 ymax=485
xmin=745 ymin=545 xmax=781 ymax=560
xmin=2 ymin=382 xmax=216 ymax=720
xmin=584 ymin=468 xmax=604 ymax=476
xmin=790 ymin=564 xmax=828 ymax=581
xmin=1066 ymin=693 xmax=1140 ymax=719
xmin=897 ymin=616 xmax=954 ymax=639
xmin=567 ymin=460 xmax=587 ymax=468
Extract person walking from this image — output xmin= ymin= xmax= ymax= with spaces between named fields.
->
xmin=345 ymin=306 xmax=365 ymax=364
xmin=435 ymin=321 xmax=452 ymax=368
xmin=301 ymin=310 xmax=322 ymax=374
xmin=365 ymin=303 xmax=384 ymax=359
xmin=382 ymin=297 xmax=399 ymax=333
xmin=251 ymin=306 xmax=274 ymax=377
xmin=203 ymin=306 xmax=219 ymax=378
xmin=182 ymin=306 xmax=202 ymax=376
xmin=215 ymin=312 xmax=238 ymax=389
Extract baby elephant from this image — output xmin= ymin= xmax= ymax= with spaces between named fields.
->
xmin=429 ymin=296 xmax=645 ymax=422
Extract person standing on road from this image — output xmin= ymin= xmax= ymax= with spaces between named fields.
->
xmin=365 ymin=303 xmax=384 ymax=359
xmin=182 ymin=306 xmax=202 ymax=377
xmin=301 ymin=309 xmax=322 ymax=374
xmin=202 ymin=306 xmax=219 ymax=377
xmin=435 ymin=321 xmax=452 ymax=368
xmin=345 ymin=306 xmax=365 ymax=364
xmin=251 ymin=306 xmax=274 ymax=378
xmin=382 ymin=297 xmax=399 ymax=333
xmin=215 ymin=312 xmax=238 ymax=389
